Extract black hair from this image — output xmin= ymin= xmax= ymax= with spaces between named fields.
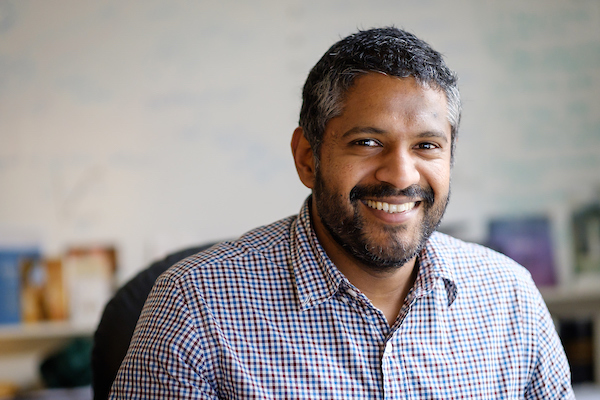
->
xmin=299 ymin=27 xmax=461 ymax=162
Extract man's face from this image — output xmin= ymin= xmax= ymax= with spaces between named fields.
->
xmin=311 ymin=73 xmax=452 ymax=271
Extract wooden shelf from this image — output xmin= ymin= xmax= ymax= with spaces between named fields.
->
xmin=0 ymin=321 xmax=95 ymax=342
xmin=541 ymin=286 xmax=600 ymax=318
xmin=0 ymin=321 xmax=96 ymax=388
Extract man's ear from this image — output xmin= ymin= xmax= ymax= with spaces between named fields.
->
xmin=291 ymin=127 xmax=316 ymax=189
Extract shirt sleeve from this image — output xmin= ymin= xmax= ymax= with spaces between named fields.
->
xmin=109 ymin=273 xmax=218 ymax=399
xmin=525 ymin=289 xmax=575 ymax=400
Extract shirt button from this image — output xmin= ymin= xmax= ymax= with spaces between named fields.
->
xmin=346 ymin=288 xmax=357 ymax=298
xmin=384 ymin=342 xmax=394 ymax=355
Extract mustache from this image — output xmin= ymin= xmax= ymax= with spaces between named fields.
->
xmin=349 ymin=183 xmax=435 ymax=205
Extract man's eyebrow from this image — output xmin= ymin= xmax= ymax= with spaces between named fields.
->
xmin=416 ymin=130 xmax=449 ymax=143
xmin=341 ymin=126 xmax=387 ymax=138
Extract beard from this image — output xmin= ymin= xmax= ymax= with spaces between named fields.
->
xmin=312 ymin=169 xmax=449 ymax=272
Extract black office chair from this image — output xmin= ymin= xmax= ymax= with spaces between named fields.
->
xmin=91 ymin=243 xmax=217 ymax=400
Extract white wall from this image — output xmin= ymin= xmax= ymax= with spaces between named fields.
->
xmin=1 ymin=0 xmax=599 ymax=283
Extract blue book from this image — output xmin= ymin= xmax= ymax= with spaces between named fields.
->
xmin=0 ymin=248 xmax=40 ymax=324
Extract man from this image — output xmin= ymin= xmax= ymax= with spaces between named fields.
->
xmin=110 ymin=27 xmax=574 ymax=398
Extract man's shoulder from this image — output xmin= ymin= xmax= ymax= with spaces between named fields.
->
xmin=164 ymin=214 xmax=298 ymax=283
xmin=427 ymin=231 xmax=536 ymax=293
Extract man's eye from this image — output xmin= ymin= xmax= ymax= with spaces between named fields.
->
xmin=417 ymin=142 xmax=439 ymax=150
xmin=354 ymin=139 xmax=380 ymax=147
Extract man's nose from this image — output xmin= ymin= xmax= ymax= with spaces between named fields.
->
xmin=374 ymin=148 xmax=420 ymax=190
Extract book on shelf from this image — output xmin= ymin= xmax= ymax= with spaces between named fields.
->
xmin=0 ymin=244 xmax=116 ymax=327
xmin=559 ymin=318 xmax=595 ymax=384
xmin=572 ymin=202 xmax=600 ymax=276
xmin=0 ymin=247 xmax=41 ymax=324
xmin=44 ymin=258 xmax=69 ymax=321
xmin=63 ymin=246 xmax=116 ymax=327
xmin=21 ymin=256 xmax=71 ymax=324
xmin=486 ymin=216 xmax=557 ymax=287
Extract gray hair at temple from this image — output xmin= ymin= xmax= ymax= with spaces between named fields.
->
xmin=299 ymin=27 xmax=462 ymax=164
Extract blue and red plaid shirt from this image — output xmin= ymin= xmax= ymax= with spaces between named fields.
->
xmin=110 ymin=197 xmax=574 ymax=399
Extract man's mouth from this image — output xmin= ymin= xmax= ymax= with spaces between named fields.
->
xmin=365 ymin=200 xmax=417 ymax=214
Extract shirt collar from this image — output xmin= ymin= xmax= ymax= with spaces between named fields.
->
xmin=290 ymin=197 xmax=458 ymax=310
xmin=415 ymin=232 xmax=458 ymax=307
xmin=291 ymin=196 xmax=348 ymax=311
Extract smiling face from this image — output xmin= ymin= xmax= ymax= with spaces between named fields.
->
xmin=294 ymin=73 xmax=452 ymax=272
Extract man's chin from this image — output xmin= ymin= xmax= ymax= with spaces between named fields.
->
xmin=370 ymin=247 xmax=419 ymax=269
xmin=362 ymin=253 xmax=416 ymax=271
xmin=358 ymin=218 xmax=438 ymax=269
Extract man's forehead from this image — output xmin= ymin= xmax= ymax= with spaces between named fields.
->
xmin=330 ymin=74 xmax=450 ymax=128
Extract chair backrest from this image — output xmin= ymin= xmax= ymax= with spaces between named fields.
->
xmin=91 ymin=243 xmax=216 ymax=400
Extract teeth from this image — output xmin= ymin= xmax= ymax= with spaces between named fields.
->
xmin=366 ymin=200 xmax=416 ymax=214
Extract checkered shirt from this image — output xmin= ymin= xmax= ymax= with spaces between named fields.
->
xmin=110 ymin=197 xmax=574 ymax=399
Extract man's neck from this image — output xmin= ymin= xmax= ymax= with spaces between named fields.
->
xmin=310 ymin=206 xmax=418 ymax=326
xmin=335 ymin=250 xmax=418 ymax=326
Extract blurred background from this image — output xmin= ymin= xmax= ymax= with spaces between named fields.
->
xmin=0 ymin=0 xmax=599 ymax=397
